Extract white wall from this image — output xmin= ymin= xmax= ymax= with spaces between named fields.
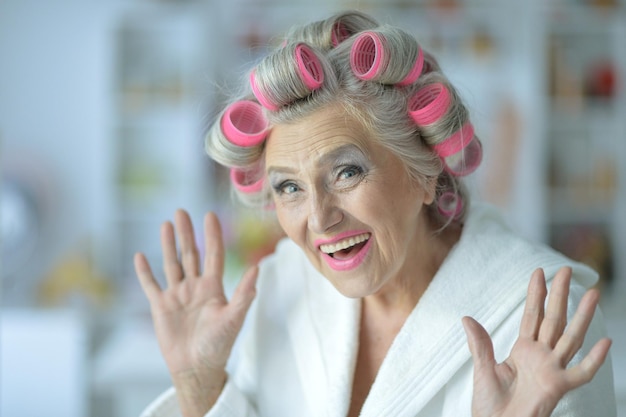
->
xmin=0 ymin=0 xmax=124 ymax=304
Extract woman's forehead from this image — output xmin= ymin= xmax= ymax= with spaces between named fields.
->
xmin=265 ymin=106 xmax=373 ymax=162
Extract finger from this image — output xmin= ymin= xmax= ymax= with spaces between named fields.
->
xmin=134 ymin=252 xmax=162 ymax=302
xmin=174 ymin=209 xmax=200 ymax=277
xmin=462 ymin=316 xmax=497 ymax=370
xmin=203 ymin=212 xmax=225 ymax=284
xmin=554 ymin=288 xmax=601 ymax=365
xmin=538 ymin=267 xmax=571 ymax=347
xmin=161 ymin=221 xmax=183 ymax=286
xmin=231 ymin=265 xmax=258 ymax=308
xmin=226 ymin=266 xmax=259 ymax=330
xmin=564 ymin=338 xmax=612 ymax=388
xmin=519 ymin=268 xmax=547 ymax=340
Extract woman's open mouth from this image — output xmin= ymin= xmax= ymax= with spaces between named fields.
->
xmin=317 ymin=232 xmax=372 ymax=271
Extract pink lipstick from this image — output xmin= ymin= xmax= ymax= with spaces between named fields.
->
xmin=315 ymin=230 xmax=372 ymax=271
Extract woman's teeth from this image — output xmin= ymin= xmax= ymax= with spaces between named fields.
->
xmin=320 ymin=233 xmax=370 ymax=255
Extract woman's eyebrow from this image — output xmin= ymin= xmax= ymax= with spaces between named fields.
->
xmin=266 ymin=165 xmax=295 ymax=176
xmin=317 ymin=144 xmax=367 ymax=166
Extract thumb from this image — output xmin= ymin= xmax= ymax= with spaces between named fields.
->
xmin=462 ymin=316 xmax=496 ymax=369
xmin=228 ymin=265 xmax=259 ymax=321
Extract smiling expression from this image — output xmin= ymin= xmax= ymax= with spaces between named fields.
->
xmin=265 ymin=104 xmax=438 ymax=299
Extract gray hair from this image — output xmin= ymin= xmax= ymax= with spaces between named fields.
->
xmin=205 ymin=10 xmax=479 ymax=225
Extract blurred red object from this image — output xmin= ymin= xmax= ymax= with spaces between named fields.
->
xmin=586 ymin=60 xmax=617 ymax=98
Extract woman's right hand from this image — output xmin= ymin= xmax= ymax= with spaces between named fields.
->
xmin=134 ymin=209 xmax=258 ymax=417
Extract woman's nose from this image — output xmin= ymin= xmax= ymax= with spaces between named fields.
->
xmin=307 ymin=190 xmax=343 ymax=234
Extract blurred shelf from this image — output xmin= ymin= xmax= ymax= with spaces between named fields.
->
xmin=546 ymin=4 xmax=626 ymax=34
xmin=107 ymin=4 xmax=215 ymax=283
xmin=543 ymin=0 xmax=625 ymax=292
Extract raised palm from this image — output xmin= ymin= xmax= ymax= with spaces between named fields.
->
xmin=134 ymin=210 xmax=257 ymax=414
xmin=463 ymin=267 xmax=612 ymax=417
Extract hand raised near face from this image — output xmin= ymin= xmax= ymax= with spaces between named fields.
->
xmin=463 ymin=267 xmax=612 ymax=417
xmin=134 ymin=210 xmax=258 ymax=417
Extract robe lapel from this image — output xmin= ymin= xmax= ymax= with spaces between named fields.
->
xmin=359 ymin=260 xmax=530 ymax=417
xmin=287 ymin=261 xmax=361 ymax=417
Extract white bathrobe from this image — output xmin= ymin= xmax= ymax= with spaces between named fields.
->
xmin=140 ymin=204 xmax=616 ymax=417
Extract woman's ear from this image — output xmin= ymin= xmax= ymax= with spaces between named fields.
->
xmin=422 ymin=176 xmax=437 ymax=205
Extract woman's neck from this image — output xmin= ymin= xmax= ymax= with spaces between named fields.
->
xmin=363 ymin=218 xmax=462 ymax=317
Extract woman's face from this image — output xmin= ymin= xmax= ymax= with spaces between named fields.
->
xmin=264 ymin=105 xmax=436 ymax=299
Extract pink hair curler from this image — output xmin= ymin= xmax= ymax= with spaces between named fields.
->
xmin=230 ymin=167 xmax=264 ymax=194
xmin=397 ymin=46 xmax=424 ymax=86
xmin=351 ymin=31 xmax=424 ymax=85
xmin=331 ymin=21 xmax=351 ymax=47
xmin=433 ymin=123 xmax=482 ymax=176
xmin=437 ymin=191 xmax=463 ymax=218
xmin=250 ymin=44 xmax=324 ymax=111
xmin=250 ymin=70 xmax=279 ymax=111
xmin=432 ymin=122 xmax=475 ymax=157
xmin=221 ymin=100 xmax=269 ymax=147
xmin=408 ymin=83 xmax=451 ymax=126
xmin=441 ymin=136 xmax=483 ymax=176
xmin=295 ymin=44 xmax=325 ymax=90
xmin=350 ymin=31 xmax=385 ymax=80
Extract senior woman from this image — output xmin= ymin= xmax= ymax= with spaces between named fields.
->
xmin=135 ymin=10 xmax=615 ymax=417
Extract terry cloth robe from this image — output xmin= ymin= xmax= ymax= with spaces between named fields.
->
xmin=140 ymin=203 xmax=616 ymax=417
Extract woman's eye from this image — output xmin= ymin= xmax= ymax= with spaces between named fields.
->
xmin=277 ymin=182 xmax=299 ymax=195
xmin=338 ymin=166 xmax=363 ymax=181
xmin=284 ymin=184 xmax=299 ymax=194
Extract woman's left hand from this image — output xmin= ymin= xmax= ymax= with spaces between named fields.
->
xmin=462 ymin=267 xmax=612 ymax=417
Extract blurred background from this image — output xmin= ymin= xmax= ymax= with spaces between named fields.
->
xmin=1 ymin=0 xmax=624 ymax=415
